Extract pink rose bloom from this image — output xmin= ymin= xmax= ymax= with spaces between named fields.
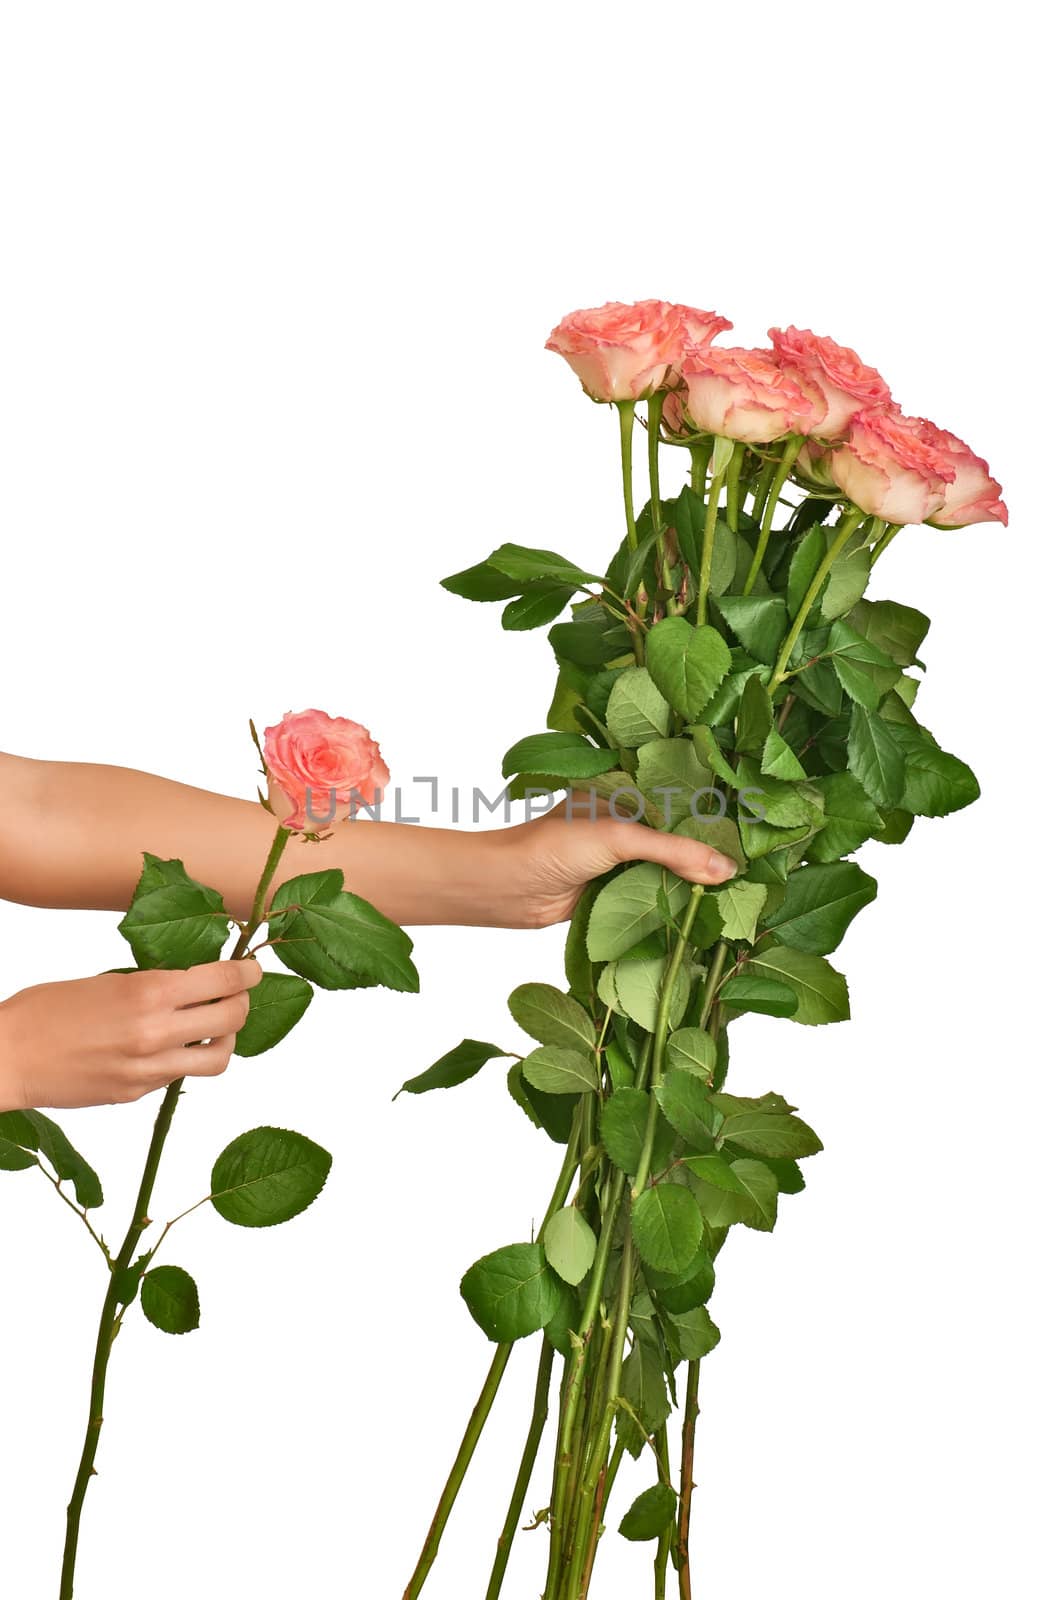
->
xmin=672 ymin=303 xmax=734 ymax=354
xmin=263 ymin=708 xmax=390 ymax=832
xmin=769 ymin=326 xmax=892 ymax=439
xmin=681 ymin=346 xmax=821 ymax=443
xmin=545 ymin=300 xmax=686 ymax=402
xmin=831 ymin=411 xmax=957 ymax=525
xmin=912 ymin=418 xmax=1009 ymax=527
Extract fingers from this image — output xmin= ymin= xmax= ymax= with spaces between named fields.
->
xmin=608 ymin=822 xmax=737 ymax=885
xmin=156 ymin=959 xmax=263 ymax=1008
xmin=154 ymin=1034 xmax=238 ymax=1083
xmin=168 ymin=992 xmax=251 ymax=1046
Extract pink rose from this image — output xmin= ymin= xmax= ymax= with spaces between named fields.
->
xmin=680 ymin=346 xmax=822 ymax=443
xmin=912 ymin=418 xmax=1009 ymax=527
xmin=831 ymin=411 xmax=957 ymax=525
xmin=672 ymin=304 xmax=734 ymax=354
xmin=545 ymin=300 xmax=686 ymax=402
xmin=263 ymin=708 xmax=390 ymax=832
xmin=768 ymin=326 xmax=892 ymax=439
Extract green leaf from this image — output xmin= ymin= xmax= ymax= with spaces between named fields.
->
xmin=805 ymin=774 xmax=884 ymax=863
xmin=441 ymin=559 xmax=524 ymax=602
xmin=507 ymin=1063 xmax=580 ymax=1145
xmin=140 ymin=1265 xmax=200 ymax=1335
xmin=501 ymin=732 xmax=617 ymax=782
xmin=761 ymin=729 xmax=807 ymax=781
xmin=645 ymin=617 xmax=731 ymax=721
xmin=601 ymin=1088 xmax=674 ymax=1176
xmin=586 ymin=863 xmax=691 ymax=962
xmin=509 ymin=983 xmax=597 ymax=1052
xmin=891 ymin=725 xmax=980 ymax=817
xmin=847 ymin=706 xmax=905 ymax=809
xmin=716 ymin=595 xmax=788 ymax=664
xmin=268 ymin=870 xmax=418 ymax=993
xmin=719 ymin=974 xmax=799 ymax=1017
xmin=631 ymin=1184 xmax=704 ymax=1275
xmin=635 ymin=738 xmax=716 ymax=825
xmin=396 ymin=1039 xmax=508 ymax=1097
xmin=501 ymin=584 xmax=576 ymax=631
xmin=545 ymin=1281 xmax=581 ymax=1356
xmin=606 ymin=956 xmax=693 ymax=1032
xmin=522 ymin=1045 xmax=599 ymax=1096
xmin=651 ymin=1251 xmax=717 ymax=1315
xmin=234 ymin=972 xmax=313 ymax=1058
xmin=542 ymin=1206 xmax=597 ymax=1286
xmin=820 ymin=544 xmax=871 ymax=621
xmin=674 ymin=486 xmax=738 ymax=593
xmin=210 ymin=1126 xmax=332 ymax=1228
xmin=760 ymin=861 xmax=877 ymax=954
xmin=606 ymin=668 xmax=673 ymax=748
xmin=683 ymin=1153 xmax=748 ymax=1193
xmin=550 ymin=605 xmax=631 ymax=670
xmin=735 ymin=674 xmax=774 ymax=757
xmin=727 ymin=1159 xmax=779 ymax=1230
xmin=687 ymin=723 xmax=740 ymax=788
xmin=619 ymin=1482 xmax=678 ymax=1543
xmin=666 ymin=1028 xmax=717 ymax=1083
xmin=617 ymin=1340 xmax=671 ymax=1458
xmin=0 ymin=1110 xmax=38 ymax=1149
xmin=119 ymin=854 xmax=231 ymax=971
xmin=460 ymin=1242 xmax=562 ymax=1343
xmin=786 ymin=525 xmax=827 ymax=620
xmin=655 ymin=1071 xmax=720 ymax=1153
xmin=487 ymin=542 xmax=601 ymax=588
xmin=746 ymin=949 xmax=849 ymax=1026
xmin=718 ymin=1108 xmax=823 ymax=1159
xmin=23 ymin=1112 xmax=103 ymax=1208
xmin=663 ymin=1306 xmax=721 ymax=1361
xmin=565 ymin=883 xmax=599 ymax=1007
xmin=848 ymin=598 xmax=930 ymax=667
xmin=0 ymin=1136 xmax=36 ymax=1172
xmin=716 ymin=879 xmax=767 ymax=942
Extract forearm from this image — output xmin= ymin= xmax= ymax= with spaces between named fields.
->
xmin=0 ymin=754 xmax=511 ymax=926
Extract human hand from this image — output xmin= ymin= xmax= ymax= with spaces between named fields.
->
xmin=0 ymin=960 xmax=263 ymax=1112
xmin=489 ymin=800 xmax=737 ymax=930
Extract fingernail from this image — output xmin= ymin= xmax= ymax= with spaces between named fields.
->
xmin=708 ymin=851 xmax=738 ymax=881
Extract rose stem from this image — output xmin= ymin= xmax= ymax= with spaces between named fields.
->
xmin=869 ymin=520 xmax=903 ymax=567
xmin=688 ymin=443 xmax=710 ymax=500
xmin=653 ymin=1423 xmax=674 ymax=1599
xmin=617 ymin=400 xmax=640 ymax=552
xmin=768 ymin=505 xmax=864 ymax=692
xmin=676 ymin=1362 xmax=701 ymax=1600
xmin=59 ymin=825 xmax=288 ymax=1600
xmin=695 ymin=470 xmax=725 ymax=627
xmin=742 ymin=435 xmax=803 ymax=595
xmin=725 ymin=442 xmax=746 ymax=532
xmin=483 ymin=1335 xmax=555 ymax=1600
xmin=404 ymin=1121 xmax=583 ymax=1600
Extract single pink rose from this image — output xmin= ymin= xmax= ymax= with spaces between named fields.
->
xmin=672 ymin=304 xmax=734 ymax=354
xmin=769 ymin=325 xmax=892 ymax=439
xmin=680 ymin=346 xmax=820 ymax=443
xmin=831 ymin=411 xmax=957 ymax=525
xmin=912 ymin=418 xmax=1009 ymax=527
xmin=263 ymin=708 xmax=390 ymax=832
xmin=545 ymin=300 xmax=686 ymax=402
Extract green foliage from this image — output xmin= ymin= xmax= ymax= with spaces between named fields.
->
xmin=235 ymin=973 xmax=313 ymax=1057
xmin=542 ymin=1207 xmax=597 ymax=1286
xmin=645 ymin=617 xmax=731 ymax=721
xmin=396 ymin=1039 xmax=508 ymax=1097
xmin=268 ymin=869 xmax=418 ymax=993
xmin=460 ymin=1242 xmax=562 ymax=1343
xmin=631 ymin=1184 xmax=704 ymax=1275
xmin=141 ymin=1266 xmax=200 ymax=1335
xmin=210 ymin=1126 xmax=332 ymax=1228
xmin=119 ymin=854 xmax=231 ymax=971
xmin=508 ymin=984 xmax=597 ymax=1052
xmin=618 ymin=1482 xmax=677 ymax=1542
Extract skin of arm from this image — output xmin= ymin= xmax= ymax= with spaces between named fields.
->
xmin=0 ymin=752 xmax=736 ymax=928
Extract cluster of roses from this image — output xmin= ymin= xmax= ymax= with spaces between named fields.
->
xmin=546 ymin=299 xmax=1007 ymax=530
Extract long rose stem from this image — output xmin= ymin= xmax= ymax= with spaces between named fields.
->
xmin=743 ymin=436 xmax=802 ymax=594
xmin=768 ymin=506 xmax=864 ymax=691
xmin=405 ymin=1122 xmax=582 ymax=1599
xmin=58 ymin=826 xmax=289 ymax=1600
xmin=676 ymin=1362 xmax=702 ymax=1600
xmin=653 ymin=1424 xmax=673 ymax=1598
xmin=483 ymin=1335 xmax=555 ymax=1600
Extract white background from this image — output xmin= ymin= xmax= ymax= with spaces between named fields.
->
xmin=0 ymin=4 xmax=1057 ymax=1596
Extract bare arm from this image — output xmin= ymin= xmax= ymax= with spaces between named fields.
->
xmin=0 ymin=752 xmax=735 ymax=929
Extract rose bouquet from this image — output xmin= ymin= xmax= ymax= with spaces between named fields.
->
xmin=401 ymin=300 xmax=1005 ymax=1600
xmin=0 ymin=709 xmax=416 ymax=1600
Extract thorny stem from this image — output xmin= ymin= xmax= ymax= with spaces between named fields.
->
xmin=34 ymin=1162 xmax=111 ymax=1264
xmin=59 ymin=826 xmax=289 ymax=1600
xmin=484 ymin=1336 xmax=557 ymax=1600
xmin=653 ymin=1425 xmax=674 ymax=1599
xmin=676 ymin=1362 xmax=702 ymax=1600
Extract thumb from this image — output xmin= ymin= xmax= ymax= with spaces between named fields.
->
xmin=609 ymin=822 xmax=737 ymax=886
